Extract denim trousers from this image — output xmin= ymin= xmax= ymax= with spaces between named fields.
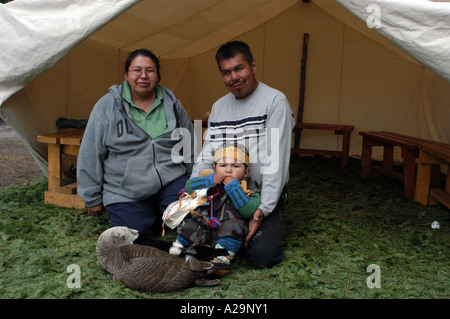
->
xmin=106 ymin=175 xmax=189 ymax=237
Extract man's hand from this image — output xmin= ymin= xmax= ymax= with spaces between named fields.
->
xmin=245 ymin=208 xmax=264 ymax=247
xmin=87 ymin=204 xmax=103 ymax=216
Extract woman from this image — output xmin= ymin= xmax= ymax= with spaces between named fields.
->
xmin=77 ymin=49 xmax=194 ymax=237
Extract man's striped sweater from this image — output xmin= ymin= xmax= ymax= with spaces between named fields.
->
xmin=192 ymin=82 xmax=295 ymax=216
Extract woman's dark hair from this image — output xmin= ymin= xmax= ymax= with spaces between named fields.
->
xmin=215 ymin=41 xmax=253 ymax=69
xmin=124 ymin=49 xmax=161 ymax=82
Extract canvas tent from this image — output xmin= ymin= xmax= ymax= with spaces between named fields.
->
xmin=1 ymin=0 xmax=450 ymax=175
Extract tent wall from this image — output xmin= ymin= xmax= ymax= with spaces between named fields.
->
xmin=2 ymin=0 xmax=450 ymax=169
xmin=163 ymin=1 xmax=450 ymax=161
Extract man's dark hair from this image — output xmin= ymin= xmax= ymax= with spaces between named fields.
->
xmin=215 ymin=41 xmax=254 ymax=69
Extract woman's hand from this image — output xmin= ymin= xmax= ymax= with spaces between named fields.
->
xmin=87 ymin=204 xmax=103 ymax=216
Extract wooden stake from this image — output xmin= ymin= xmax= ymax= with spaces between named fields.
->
xmin=294 ymin=33 xmax=309 ymax=149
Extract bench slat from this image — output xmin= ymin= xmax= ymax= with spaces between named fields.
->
xmin=37 ymin=129 xmax=85 ymax=144
xmin=380 ymin=131 xmax=445 ymax=146
xmin=359 ymin=131 xmax=419 ymax=149
xmin=295 ymin=122 xmax=354 ymax=132
xmin=419 ymin=142 xmax=450 ymax=162
xmin=60 ymin=133 xmax=84 ymax=146
xmin=291 ymin=148 xmax=342 ymax=157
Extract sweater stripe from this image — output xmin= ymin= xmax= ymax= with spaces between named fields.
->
xmin=209 ymin=115 xmax=267 ymax=129
xmin=208 ymin=115 xmax=267 ymax=143
xmin=210 ymin=129 xmax=266 ymax=141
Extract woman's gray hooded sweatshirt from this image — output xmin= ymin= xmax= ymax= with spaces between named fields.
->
xmin=77 ymin=82 xmax=194 ymax=208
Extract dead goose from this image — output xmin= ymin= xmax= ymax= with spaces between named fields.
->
xmin=96 ymin=226 xmax=220 ymax=292
xmin=96 ymin=226 xmax=140 ymax=274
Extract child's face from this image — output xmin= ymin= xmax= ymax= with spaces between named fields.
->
xmin=214 ymin=158 xmax=249 ymax=182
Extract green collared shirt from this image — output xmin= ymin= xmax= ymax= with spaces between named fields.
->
xmin=122 ymin=81 xmax=168 ymax=139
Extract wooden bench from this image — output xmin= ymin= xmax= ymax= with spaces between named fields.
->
xmin=414 ymin=142 xmax=450 ymax=209
xmin=37 ymin=129 xmax=85 ymax=209
xmin=291 ymin=122 xmax=354 ymax=167
xmin=359 ymin=131 xmax=444 ymax=199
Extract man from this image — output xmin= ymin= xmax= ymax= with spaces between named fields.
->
xmin=192 ymin=41 xmax=295 ymax=268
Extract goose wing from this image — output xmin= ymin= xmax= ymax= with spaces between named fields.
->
xmin=113 ymin=255 xmax=205 ymax=293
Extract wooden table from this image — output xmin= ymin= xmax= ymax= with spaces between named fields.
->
xmin=414 ymin=142 xmax=450 ymax=209
xmin=37 ymin=129 xmax=85 ymax=209
xmin=292 ymin=122 xmax=354 ymax=167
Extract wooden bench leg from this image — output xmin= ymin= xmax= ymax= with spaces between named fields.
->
xmin=431 ymin=165 xmax=450 ymax=209
xmin=47 ymin=144 xmax=62 ymax=192
xmin=414 ymin=151 xmax=445 ymax=206
xmin=427 ymin=164 xmax=442 ymax=205
xmin=415 ymin=161 xmax=431 ymax=205
xmin=383 ymin=145 xmax=394 ymax=170
xmin=446 ymin=165 xmax=450 ymax=194
xmin=402 ymin=149 xmax=416 ymax=198
xmin=341 ymin=131 xmax=351 ymax=168
xmin=361 ymin=137 xmax=372 ymax=178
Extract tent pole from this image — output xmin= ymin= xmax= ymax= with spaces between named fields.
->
xmin=294 ymin=33 xmax=309 ymax=149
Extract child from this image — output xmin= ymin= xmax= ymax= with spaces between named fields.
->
xmin=169 ymin=144 xmax=260 ymax=271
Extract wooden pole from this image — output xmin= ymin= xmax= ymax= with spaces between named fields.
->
xmin=294 ymin=33 xmax=309 ymax=149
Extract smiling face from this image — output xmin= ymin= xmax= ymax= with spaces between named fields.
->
xmin=124 ymin=55 xmax=159 ymax=100
xmin=218 ymin=53 xmax=258 ymax=100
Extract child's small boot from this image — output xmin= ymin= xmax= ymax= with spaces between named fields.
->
xmin=209 ymin=237 xmax=241 ymax=276
xmin=169 ymin=235 xmax=191 ymax=256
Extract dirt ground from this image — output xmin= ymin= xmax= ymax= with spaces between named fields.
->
xmin=0 ymin=120 xmax=45 ymax=190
